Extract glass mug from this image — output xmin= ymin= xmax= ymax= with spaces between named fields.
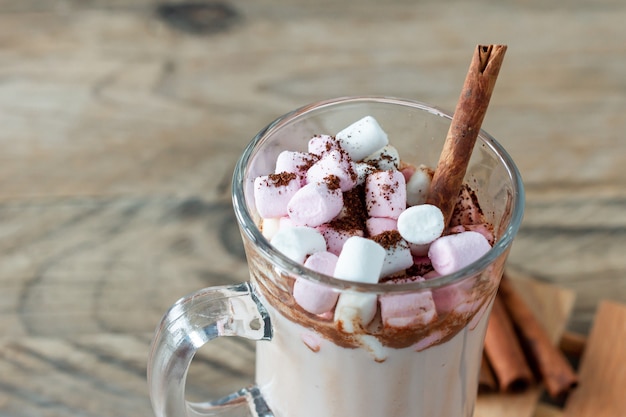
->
xmin=148 ymin=97 xmax=525 ymax=417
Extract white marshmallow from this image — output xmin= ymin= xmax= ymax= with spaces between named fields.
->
xmin=354 ymin=162 xmax=377 ymax=186
xmin=270 ymin=226 xmax=327 ymax=264
xmin=358 ymin=334 xmax=388 ymax=362
xmin=260 ymin=218 xmax=281 ymax=240
xmin=279 ymin=217 xmax=295 ymax=229
xmin=397 ymin=204 xmax=445 ymax=245
xmin=364 ymin=144 xmax=400 ymax=171
xmin=379 ymin=238 xmax=414 ymax=278
xmin=333 ymin=236 xmax=386 ymax=283
xmin=334 ymin=292 xmax=378 ymax=333
xmin=336 ymin=116 xmax=389 ymax=161
xmin=406 ymin=164 xmax=432 ymax=206
xmin=408 ymin=242 xmax=431 ymax=257
xmin=332 ymin=236 xmax=385 ymax=332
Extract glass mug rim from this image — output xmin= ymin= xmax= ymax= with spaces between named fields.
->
xmin=232 ymin=95 xmax=524 ymax=294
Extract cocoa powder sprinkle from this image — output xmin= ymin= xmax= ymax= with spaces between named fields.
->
xmin=371 ymin=230 xmax=403 ymax=250
xmin=324 ymin=174 xmax=341 ymax=191
xmin=341 ymin=185 xmax=368 ymax=230
xmin=267 ymin=172 xmax=297 ymax=187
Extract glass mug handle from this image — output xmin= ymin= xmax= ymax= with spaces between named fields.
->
xmin=147 ymin=282 xmax=275 ymax=417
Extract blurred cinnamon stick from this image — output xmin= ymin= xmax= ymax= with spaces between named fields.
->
xmin=478 ymin=353 xmax=498 ymax=393
xmin=499 ymin=274 xmax=578 ymax=399
xmin=559 ymin=331 xmax=587 ymax=359
xmin=484 ymin=294 xmax=534 ymax=392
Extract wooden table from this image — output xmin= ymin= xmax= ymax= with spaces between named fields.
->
xmin=1 ymin=0 xmax=625 ymax=415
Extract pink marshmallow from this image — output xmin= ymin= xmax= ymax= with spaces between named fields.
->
xmin=433 ymin=285 xmax=479 ymax=318
xmin=317 ymin=223 xmax=364 ymax=255
xmin=400 ymin=165 xmax=416 ymax=183
xmin=365 ymin=217 xmax=397 ymax=236
xmin=304 ymin=250 xmax=338 ymax=275
xmin=424 ymin=270 xmax=475 ymax=316
xmin=412 ymin=329 xmax=446 ymax=352
xmin=254 ymin=173 xmax=301 ymax=219
xmin=411 ymin=255 xmax=434 ymax=276
xmin=365 ymin=170 xmax=407 ymax=219
xmin=434 ymin=284 xmax=473 ymax=316
xmin=293 ymin=252 xmax=340 ymax=315
xmin=294 ymin=279 xmax=338 ymax=314
xmin=423 ymin=270 xmax=440 ymax=279
xmin=275 ymin=151 xmax=318 ymax=185
xmin=380 ymin=277 xmax=437 ymax=328
xmin=287 ymin=182 xmax=343 ymax=227
xmin=447 ymin=223 xmax=495 ymax=245
xmin=306 ymin=150 xmax=357 ymax=192
xmin=468 ymin=298 xmax=491 ymax=330
xmin=428 ymin=231 xmax=492 ymax=275
xmin=308 ymin=134 xmax=342 ymax=156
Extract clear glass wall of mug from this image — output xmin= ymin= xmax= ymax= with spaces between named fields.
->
xmin=148 ymin=96 xmax=525 ymax=417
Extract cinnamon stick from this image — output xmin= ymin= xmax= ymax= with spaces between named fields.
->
xmin=559 ymin=330 xmax=587 ymax=359
xmin=478 ymin=353 xmax=498 ymax=393
xmin=427 ymin=44 xmax=507 ymax=226
xmin=499 ymin=274 xmax=578 ymax=399
xmin=484 ymin=294 xmax=534 ymax=392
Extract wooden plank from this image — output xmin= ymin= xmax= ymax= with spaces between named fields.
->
xmin=562 ymin=300 xmax=626 ymax=417
xmin=474 ymin=272 xmax=576 ymax=417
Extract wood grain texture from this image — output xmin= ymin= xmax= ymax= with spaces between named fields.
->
xmin=0 ymin=0 xmax=625 ymax=415
xmin=534 ymin=404 xmax=564 ymax=417
xmin=562 ymin=301 xmax=626 ymax=417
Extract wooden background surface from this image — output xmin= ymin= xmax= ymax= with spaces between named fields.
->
xmin=1 ymin=0 xmax=625 ymax=415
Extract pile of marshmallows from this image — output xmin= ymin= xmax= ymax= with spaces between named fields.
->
xmin=254 ymin=116 xmax=492 ymax=333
